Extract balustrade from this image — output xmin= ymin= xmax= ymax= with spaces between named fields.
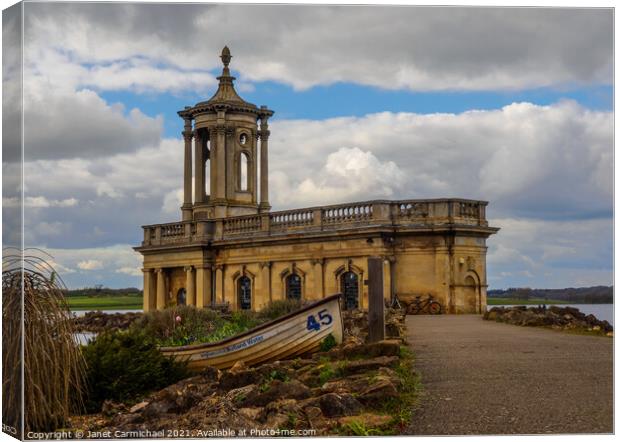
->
xmin=140 ymin=199 xmax=488 ymax=247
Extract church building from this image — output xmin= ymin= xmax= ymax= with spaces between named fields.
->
xmin=135 ymin=47 xmax=499 ymax=314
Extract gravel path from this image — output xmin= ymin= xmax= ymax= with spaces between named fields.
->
xmin=405 ymin=315 xmax=613 ymax=435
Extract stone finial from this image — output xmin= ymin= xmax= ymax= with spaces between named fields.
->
xmin=220 ymin=46 xmax=232 ymax=67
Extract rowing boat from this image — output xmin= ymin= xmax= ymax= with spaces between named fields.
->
xmin=159 ymin=293 xmax=343 ymax=371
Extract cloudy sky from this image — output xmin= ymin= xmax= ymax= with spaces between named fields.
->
xmin=2 ymin=3 xmax=613 ymax=290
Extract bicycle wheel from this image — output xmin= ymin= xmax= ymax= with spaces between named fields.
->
xmin=428 ymin=302 xmax=442 ymax=315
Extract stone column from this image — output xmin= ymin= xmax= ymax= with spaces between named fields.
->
xmin=259 ymin=116 xmax=270 ymax=212
xmin=195 ymin=265 xmax=212 ymax=308
xmin=185 ymin=266 xmax=195 ymax=306
xmin=142 ymin=269 xmax=153 ymax=312
xmin=156 ymin=268 xmax=166 ymax=310
xmin=215 ymin=265 xmax=225 ymax=304
xmin=215 ymin=123 xmax=226 ymax=200
xmin=182 ymin=118 xmax=193 ymax=221
xmin=194 ymin=129 xmax=205 ymax=204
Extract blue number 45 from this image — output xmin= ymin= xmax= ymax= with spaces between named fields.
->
xmin=307 ymin=309 xmax=333 ymax=332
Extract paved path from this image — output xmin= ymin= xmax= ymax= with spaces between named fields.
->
xmin=405 ymin=315 xmax=613 ymax=435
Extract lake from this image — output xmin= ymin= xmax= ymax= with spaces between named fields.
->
xmin=487 ymin=304 xmax=614 ymax=326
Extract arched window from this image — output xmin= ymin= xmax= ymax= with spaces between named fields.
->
xmin=239 ymin=152 xmax=249 ymax=191
xmin=340 ymin=272 xmax=359 ymax=310
xmin=286 ymin=273 xmax=302 ymax=301
xmin=176 ymin=288 xmax=187 ymax=306
xmin=237 ymin=276 xmax=252 ymax=310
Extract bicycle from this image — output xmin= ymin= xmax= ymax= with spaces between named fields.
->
xmin=407 ymin=294 xmax=442 ymax=315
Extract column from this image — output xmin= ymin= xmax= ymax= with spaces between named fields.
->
xmin=156 ymin=268 xmax=166 ymax=310
xmin=185 ymin=266 xmax=195 ymax=306
xmin=216 ymin=123 xmax=226 ymax=200
xmin=215 ymin=265 xmax=224 ymax=304
xmin=142 ymin=269 xmax=153 ymax=312
xmin=195 ymin=265 xmax=210 ymax=308
xmin=194 ymin=129 xmax=205 ymax=204
xmin=259 ymin=116 xmax=270 ymax=212
xmin=182 ymin=118 xmax=193 ymax=221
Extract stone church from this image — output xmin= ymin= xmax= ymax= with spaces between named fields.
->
xmin=135 ymin=47 xmax=499 ymax=314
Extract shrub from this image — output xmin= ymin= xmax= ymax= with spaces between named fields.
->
xmin=257 ymin=299 xmax=303 ymax=322
xmin=82 ymin=328 xmax=189 ymax=412
xmin=319 ymin=333 xmax=337 ymax=352
xmin=131 ymin=305 xmax=223 ymax=346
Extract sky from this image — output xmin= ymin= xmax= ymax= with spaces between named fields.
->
xmin=1 ymin=3 xmax=613 ymax=290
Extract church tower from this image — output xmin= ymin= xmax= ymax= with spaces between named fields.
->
xmin=178 ymin=46 xmax=274 ymax=220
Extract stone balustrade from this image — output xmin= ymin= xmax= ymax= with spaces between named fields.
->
xmin=140 ymin=198 xmax=489 ymax=247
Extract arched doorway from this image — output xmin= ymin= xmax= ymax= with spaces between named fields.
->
xmin=286 ymin=273 xmax=302 ymax=301
xmin=176 ymin=288 xmax=186 ymax=306
xmin=340 ymin=272 xmax=359 ymax=310
xmin=464 ymin=275 xmax=478 ymax=313
xmin=237 ymin=276 xmax=252 ymax=310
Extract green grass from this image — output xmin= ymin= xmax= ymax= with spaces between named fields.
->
xmin=66 ymin=295 xmax=143 ymax=310
xmin=487 ymin=298 xmax=568 ymax=306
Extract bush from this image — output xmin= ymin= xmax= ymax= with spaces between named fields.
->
xmin=319 ymin=333 xmax=337 ymax=352
xmin=257 ymin=299 xmax=303 ymax=322
xmin=82 ymin=328 xmax=189 ymax=412
xmin=132 ymin=305 xmax=223 ymax=346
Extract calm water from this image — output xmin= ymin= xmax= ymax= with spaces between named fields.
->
xmin=487 ymin=304 xmax=614 ymax=326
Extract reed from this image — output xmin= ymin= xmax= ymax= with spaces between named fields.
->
xmin=2 ymin=248 xmax=86 ymax=434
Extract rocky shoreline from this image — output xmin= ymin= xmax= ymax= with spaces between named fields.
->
xmin=483 ymin=305 xmax=613 ymax=336
xmin=69 ymin=308 xmax=416 ymax=436
xmin=73 ymin=311 xmax=142 ymax=333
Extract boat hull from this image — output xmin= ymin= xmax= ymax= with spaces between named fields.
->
xmin=159 ymin=294 xmax=343 ymax=371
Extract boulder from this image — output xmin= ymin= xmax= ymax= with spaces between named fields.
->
xmin=341 ymin=356 xmax=399 ymax=376
xmin=358 ymin=379 xmax=399 ymax=405
xmin=239 ymin=380 xmax=311 ymax=407
xmin=317 ymin=393 xmax=362 ymax=417
xmin=219 ymin=368 xmax=262 ymax=390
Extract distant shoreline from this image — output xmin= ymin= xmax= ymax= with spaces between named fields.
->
xmin=487 ymin=298 xmax=613 ymax=306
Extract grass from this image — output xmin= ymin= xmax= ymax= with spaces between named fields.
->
xmin=380 ymin=346 xmax=423 ymax=435
xmin=487 ymin=298 xmax=568 ymax=306
xmin=67 ymin=294 xmax=143 ymax=310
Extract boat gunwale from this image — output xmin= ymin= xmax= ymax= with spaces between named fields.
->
xmin=159 ymin=293 xmax=342 ymax=352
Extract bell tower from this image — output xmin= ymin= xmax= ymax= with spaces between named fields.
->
xmin=178 ymin=46 xmax=274 ymax=220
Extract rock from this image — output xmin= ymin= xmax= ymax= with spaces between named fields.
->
xmin=358 ymin=379 xmax=399 ymax=405
xmin=219 ymin=367 xmax=262 ymax=390
xmin=237 ymin=407 xmax=262 ymax=421
xmin=486 ymin=311 xmax=498 ymax=321
xmin=128 ymin=401 xmax=149 ymax=414
xmin=305 ymin=393 xmax=362 ymax=418
xmin=225 ymin=384 xmax=258 ymax=404
xmin=240 ymin=380 xmax=311 ymax=407
xmin=303 ymin=406 xmax=323 ymax=421
xmin=101 ymin=400 xmax=127 ymax=417
xmin=229 ymin=360 xmax=247 ymax=374
xmin=341 ymin=356 xmax=399 ymax=375
xmin=201 ymin=365 xmax=222 ymax=383
xmin=338 ymin=413 xmax=392 ymax=428
xmin=257 ymin=399 xmax=300 ymax=428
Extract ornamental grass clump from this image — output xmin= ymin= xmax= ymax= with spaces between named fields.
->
xmin=2 ymin=248 xmax=86 ymax=434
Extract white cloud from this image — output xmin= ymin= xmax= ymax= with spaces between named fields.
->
xmin=268 ymin=102 xmax=612 ymax=219
xmin=272 ymin=147 xmax=406 ymax=207
xmin=77 ymin=259 xmax=104 ymax=271
xmin=115 ymin=266 xmax=143 ymax=277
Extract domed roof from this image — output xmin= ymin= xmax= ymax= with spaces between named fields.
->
xmin=179 ymin=47 xmax=272 ymax=118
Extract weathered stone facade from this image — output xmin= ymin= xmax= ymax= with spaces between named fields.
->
xmin=135 ymin=47 xmax=499 ymax=314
